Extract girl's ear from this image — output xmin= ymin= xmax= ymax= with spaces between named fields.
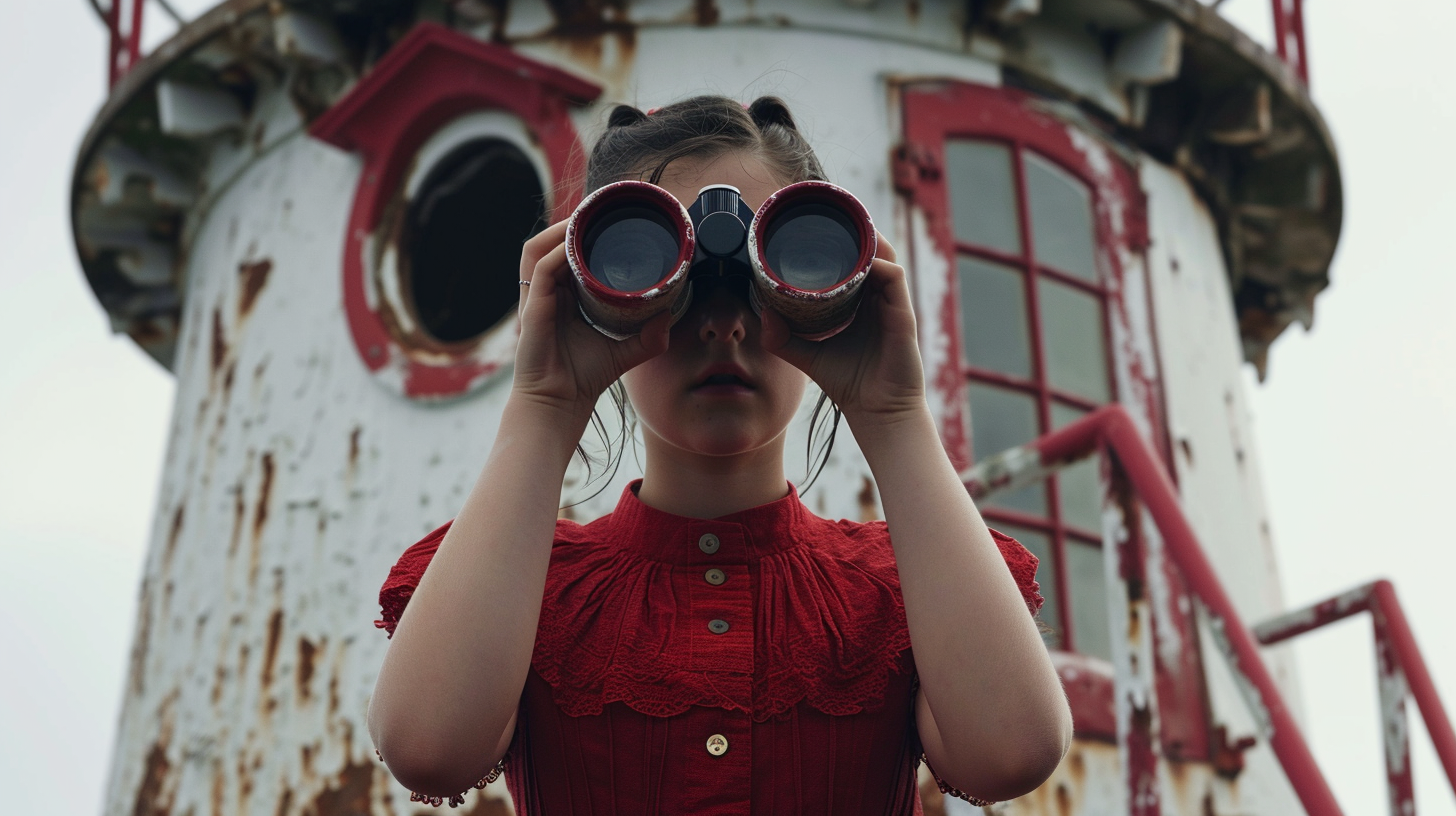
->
xmin=607 ymin=104 xmax=650 ymax=129
xmin=747 ymin=97 xmax=800 ymax=132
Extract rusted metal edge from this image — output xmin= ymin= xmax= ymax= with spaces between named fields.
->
xmin=1003 ymin=405 xmax=1347 ymax=815
xmin=70 ymin=0 xmax=1343 ymax=378
xmin=70 ymin=0 xmax=274 ymax=367
xmin=1125 ymin=0 xmax=1344 ymax=378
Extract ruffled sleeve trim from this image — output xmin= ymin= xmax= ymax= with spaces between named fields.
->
xmin=374 ymin=520 xmax=453 ymax=639
xmin=989 ymin=527 xmax=1045 ymax=617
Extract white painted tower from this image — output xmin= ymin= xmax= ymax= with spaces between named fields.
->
xmin=74 ymin=1 xmax=1348 ymax=813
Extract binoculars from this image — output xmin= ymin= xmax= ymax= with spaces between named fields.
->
xmin=564 ymin=180 xmax=876 ymax=340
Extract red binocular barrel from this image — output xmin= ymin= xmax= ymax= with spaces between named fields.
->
xmin=565 ymin=180 xmax=875 ymax=339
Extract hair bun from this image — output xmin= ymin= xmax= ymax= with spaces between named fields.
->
xmin=747 ymin=97 xmax=800 ymax=132
xmin=607 ymin=104 xmax=650 ymax=129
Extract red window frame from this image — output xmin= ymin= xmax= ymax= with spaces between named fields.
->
xmin=310 ymin=23 xmax=600 ymax=400
xmin=899 ymin=81 xmax=1210 ymax=757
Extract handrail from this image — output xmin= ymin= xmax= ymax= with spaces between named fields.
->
xmin=85 ymin=0 xmax=186 ymax=89
xmin=1270 ymin=0 xmax=1312 ymax=84
xmin=1256 ymin=581 xmax=1456 ymax=815
xmin=962 ymin=404 xmax=1344 ymax=815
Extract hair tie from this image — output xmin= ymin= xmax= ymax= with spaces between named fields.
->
xmin=608 ymin=104 xmax=650 ymax=128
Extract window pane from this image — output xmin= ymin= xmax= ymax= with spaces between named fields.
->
xmin=1052 ymin=403 xmax=1102 ymax=532
xmin=1025 ymin=152 xmax=1097 ymax=281
xmin=990 ymin=523 xmax=1061 ymax=650
xmin=1038 ymin=278 xmax=1111 ymax=402
xmin=1066 ymin=539 xmax=1112 ymax=661
xmin=945 ymin=140 xmax=1021 ymax=255
xmin=969 ymin=382 xmax=1047 ymax=516
xmin=958 ymin=256 xmax=1032 ymax=378
xmin=968 ymin=382 xmax=1040 ymax=459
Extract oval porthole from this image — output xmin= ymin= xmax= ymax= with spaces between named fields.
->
xmin=400 ymin=137 xmax=547 ymax=343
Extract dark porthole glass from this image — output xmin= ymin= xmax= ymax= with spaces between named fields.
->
xmin=403 ymin=138 xmax=547 ymax=343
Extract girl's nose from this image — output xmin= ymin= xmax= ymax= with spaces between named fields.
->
xmin=695 ymin=278 xmax=752 ymax=343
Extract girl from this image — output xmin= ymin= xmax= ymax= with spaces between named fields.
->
xmin=369 ymin=96 xmax=1072 ymax=814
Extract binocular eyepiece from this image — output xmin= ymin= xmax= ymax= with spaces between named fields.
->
xmin=565 ymin=180 xmax=876 ymax=340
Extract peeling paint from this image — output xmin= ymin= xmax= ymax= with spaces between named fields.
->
xmin=93 ymin=5 xmax=1353 ymax=815
xmin=298 ymin=636 xmax=320 ymax=701
xmin=210 ymin=308 xmax=228 ymax=375
xmin=239 ymin=258 xmax=273 ymax=315
xmin=305 ymin=759 xmax=373 ymax=814
xmin=164 ymin=505 xmax=185 ymax=567
xmin=132 ymin=741 xmax=174 ymax=816
xmin=261 ymin=608 xmax=284 ymax=690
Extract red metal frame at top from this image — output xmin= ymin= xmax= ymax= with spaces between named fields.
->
xmin=1271 ymin=0 xmax=1312 ymax=84
xmin=101 ymin=0 xmax=146 ymax=88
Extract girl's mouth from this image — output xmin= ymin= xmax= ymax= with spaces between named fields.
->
xmin=692 ymin=367 xmax=755 ymax=393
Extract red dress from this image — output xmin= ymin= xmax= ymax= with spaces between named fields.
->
xmin=375 ymin=481 xmax=1043 ymax=815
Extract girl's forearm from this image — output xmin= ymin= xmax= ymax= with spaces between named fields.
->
xmin=850 ymin=407 xmax=1071 ymax=797
xmin=368 ymin=395 xmax=587 ymax=794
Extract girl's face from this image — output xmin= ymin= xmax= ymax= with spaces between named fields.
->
xmin=622 ymin=152 xmax=810 ymax=463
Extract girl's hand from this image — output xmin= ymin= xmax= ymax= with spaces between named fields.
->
xmin=512 ymin=220 xmax=672 ymax=422
xmin=760 ymin=232 xmax=927 ymax=424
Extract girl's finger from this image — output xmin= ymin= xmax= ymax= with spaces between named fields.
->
xmin=614 ymin=308 xmax=674 ymax=370
xmin=521 ymin=242 xmax=571 ymax=317
xmin=872 ymin=229 xmax=898 ymax=264
xmin=520 ymin=220 xmax=569 ymax=281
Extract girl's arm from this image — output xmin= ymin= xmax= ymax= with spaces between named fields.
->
xmin=860 ymin=410 xmax=1071 ymax=800
xmin=763 ymin=237 xmax=1071 ymax=801
xmin=367 ymin=222 xmax=670 ymax=797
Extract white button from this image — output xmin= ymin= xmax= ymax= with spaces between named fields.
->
xmin=705 ymin=568 xmax=727 ymax=586
xmin=698 ymin=533 xmax=720 ymax=554
xmin=706 ymin=733 xmax=729 ymax=756
xmin=708 ymin=619 xmax=730 ymax=634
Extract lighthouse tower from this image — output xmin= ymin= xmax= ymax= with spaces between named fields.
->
xmin=75 ymin=1 xmax=1354 ymax=813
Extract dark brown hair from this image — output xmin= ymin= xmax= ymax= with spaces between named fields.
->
xmin=570 ymin=95 xmax=842 ymax=499
xmin=586 ymin=95 xmax=827 ymax=191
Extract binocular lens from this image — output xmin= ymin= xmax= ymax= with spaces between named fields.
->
xmin=762 ymin=203 xmax=861 ymax=291
xmin=583 ymin=206 xmax=682 ymax=293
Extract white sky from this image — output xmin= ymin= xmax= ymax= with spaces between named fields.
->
xmin=1 ymin=1 xmax=1454 ymax=814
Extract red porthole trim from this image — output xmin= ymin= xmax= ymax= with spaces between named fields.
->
xmin=310 ymin=23 xmax=601 ymax=400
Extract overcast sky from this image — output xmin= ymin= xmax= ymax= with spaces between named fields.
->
xmin=2 ymin=1 xmax=1454 ymax=814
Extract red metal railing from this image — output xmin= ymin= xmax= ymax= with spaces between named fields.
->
xmin=1270 ymin=0 xmax=1311 ymax=84
xmin=1256 ymin=582 xmax=1456 ymax=816
xmin=88 ymin=0 xmax=184 ymax=87
xmin=92 ymin=0 xmax=147 ymax=87
xmin=964 ymin=404 xmax=1344 ymax=815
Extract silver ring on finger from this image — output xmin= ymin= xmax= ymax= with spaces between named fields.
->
xmin=518 ymin=279 xmax=530 ymax=287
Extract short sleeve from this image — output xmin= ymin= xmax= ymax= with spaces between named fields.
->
xmin=374 ymin=520 xmax=453 ymax=638
xmin=989 ymin=527 xmax=1044 ymax=617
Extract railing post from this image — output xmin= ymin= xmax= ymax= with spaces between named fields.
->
xmin=1372 ymin=604 xmax=1415 ymax=816
xmin=1270 ymin=0 xmax=1311 ymax=84
xmin=1371 ymin=581 xmax=1456 ymax=801
xmin=1040 ymin=406 xmax=1345 ymax=816
xmin=1106 ymin=457 xmax=1162 ymax=816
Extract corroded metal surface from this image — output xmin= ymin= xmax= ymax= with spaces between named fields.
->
xmin=80 ymin=2 xmax=1344 ymax=815
xmin=1256 ymin=581 xmax=1456 ymax=815
xmin=74 ymin=0 xmax=1340 ymax=375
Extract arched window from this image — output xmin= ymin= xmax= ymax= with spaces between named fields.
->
xmin=899 ymin=81 xmax=1208 ymax=754
xmin=944 ymin=136 xmax=1114 ymax=659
